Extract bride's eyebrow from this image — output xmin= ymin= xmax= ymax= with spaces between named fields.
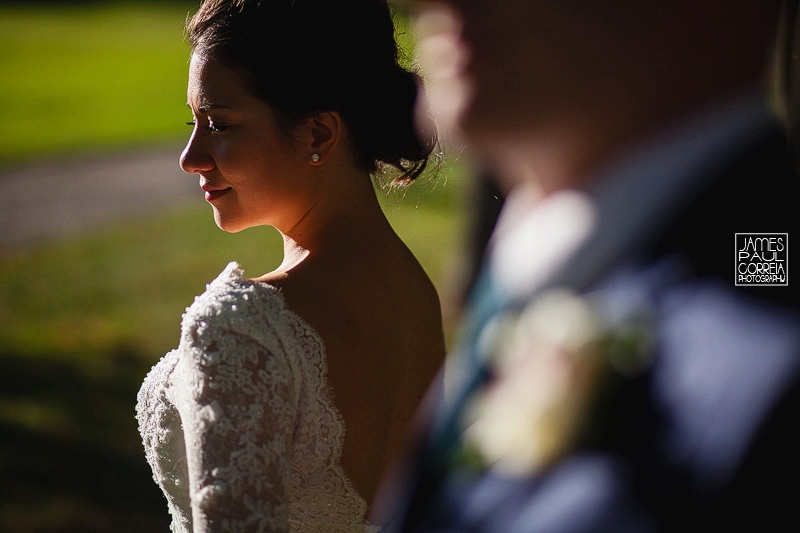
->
xmin=186 ymin=102 xmax=234 ymax=113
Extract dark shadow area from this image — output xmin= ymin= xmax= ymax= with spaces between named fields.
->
xmin=0 ymin=348 xmax=170 ymax=533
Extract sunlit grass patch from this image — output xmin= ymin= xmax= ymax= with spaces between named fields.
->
xmin=0 ymin=1 xmax=197 ymax=163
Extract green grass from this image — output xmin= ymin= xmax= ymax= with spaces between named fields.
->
xmin=0 ymin=1 xmax=197 ymax=163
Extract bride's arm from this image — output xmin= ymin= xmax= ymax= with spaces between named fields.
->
xmin=174 ymin=311 xmax=297 ymax=533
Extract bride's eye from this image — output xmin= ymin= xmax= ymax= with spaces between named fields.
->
xmin=206 ymin=122 xmax=229 ymax=134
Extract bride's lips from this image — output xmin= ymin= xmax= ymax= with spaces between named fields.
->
xmin=200 ymin=183 xmax=232 ymax=202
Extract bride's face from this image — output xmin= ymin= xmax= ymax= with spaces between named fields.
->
xmin=180 ymin=53 xmax=317 ymax=233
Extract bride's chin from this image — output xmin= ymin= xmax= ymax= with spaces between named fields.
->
xmin=212 ymin=212 xmax=244 ymax=234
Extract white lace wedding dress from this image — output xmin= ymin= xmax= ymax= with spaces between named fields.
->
xmin=136 ymin=262 xmax=378 ymax=533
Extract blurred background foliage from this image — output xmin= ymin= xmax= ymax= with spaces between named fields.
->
xmin=0 ymin=1 xmax=474 ymax=531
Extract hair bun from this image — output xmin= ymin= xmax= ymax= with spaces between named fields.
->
xmin=344 ymin=65 xmax=436 ymax=183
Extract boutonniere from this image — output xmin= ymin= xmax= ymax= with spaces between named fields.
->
xmin=454 ymin=288 xmax=653 ymax=476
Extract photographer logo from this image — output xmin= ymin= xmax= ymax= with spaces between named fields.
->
xmin=735 ymin=233 xmax=788 ymax=286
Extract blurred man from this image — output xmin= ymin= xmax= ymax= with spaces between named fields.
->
xmin=376 ymin=1 xmax=800 ymax=530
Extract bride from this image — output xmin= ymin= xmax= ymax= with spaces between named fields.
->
xmin=135 ymin=0 xmax=445 ymax=531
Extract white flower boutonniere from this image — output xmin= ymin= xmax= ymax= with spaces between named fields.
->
xmin=457 ymin=288 xmax=653 ymax=476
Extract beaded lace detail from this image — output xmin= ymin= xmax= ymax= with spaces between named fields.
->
xmin=136 ymin=262 xmax=378 ymax=533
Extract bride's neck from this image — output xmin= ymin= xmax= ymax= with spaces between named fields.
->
xmin=276 ymin=173 xmax=391 ymax=275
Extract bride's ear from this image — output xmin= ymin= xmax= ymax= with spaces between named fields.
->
xmin=303 ymin=111 xmax=341 ymax=166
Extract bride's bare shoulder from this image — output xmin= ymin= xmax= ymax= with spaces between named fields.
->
xmin=249 ymin=269 xmax=289 ymax=286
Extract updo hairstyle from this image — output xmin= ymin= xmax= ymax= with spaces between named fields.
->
xmin=186 ymin=0 xmax=437 ymax=183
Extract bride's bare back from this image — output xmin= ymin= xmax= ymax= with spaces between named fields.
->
xmin=269 ymin=217 xmax=445 ymax=505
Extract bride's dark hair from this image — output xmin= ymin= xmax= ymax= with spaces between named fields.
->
xmin=186 ymin=0 xmax=437 ymax=184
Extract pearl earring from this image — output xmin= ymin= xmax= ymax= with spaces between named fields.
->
xmin=310 ymin=153 xmax=321 ymax=163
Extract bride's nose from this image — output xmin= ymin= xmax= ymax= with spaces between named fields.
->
xmin=180 ymin=129 xmax=215 ymax=174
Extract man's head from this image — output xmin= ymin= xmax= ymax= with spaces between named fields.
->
xmin=415 ymin=1 xmax=780 ymax=192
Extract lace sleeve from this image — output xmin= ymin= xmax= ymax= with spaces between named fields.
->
xmin=174 ymin=308 xmax=298 ymax=533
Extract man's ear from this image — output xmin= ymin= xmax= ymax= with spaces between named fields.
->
xmin=304 ymin=111 xmax=342 ymax=165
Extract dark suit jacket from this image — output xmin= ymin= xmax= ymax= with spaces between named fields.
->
xmin=385 ymin=98 xmax=800 ymax=532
